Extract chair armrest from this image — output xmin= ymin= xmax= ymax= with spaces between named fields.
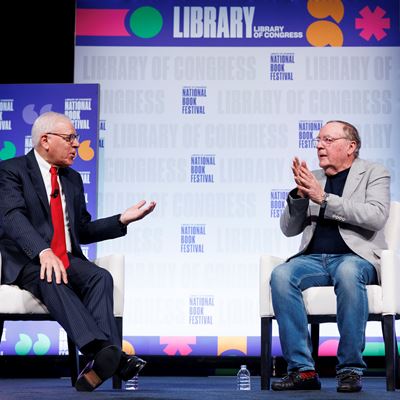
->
xmin=259 ymin=255 xmax=284 ymax=317
xmin=380 ymin=250 xmax=400 ymax=315
xmin=94 ymin=254 xmax=125 ymax=317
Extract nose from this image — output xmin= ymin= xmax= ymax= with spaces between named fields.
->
xmin=71 ymin=136 xmax=80 ymax=147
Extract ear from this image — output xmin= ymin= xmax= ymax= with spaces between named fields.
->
xmin=347 ymin=141 xmax=357 ymax=156
xmin=39 ymin=134 xmax=50 ymax=151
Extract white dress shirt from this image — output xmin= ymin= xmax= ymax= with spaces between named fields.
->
xmin=34 ymin=150 xmax=72 ymax=253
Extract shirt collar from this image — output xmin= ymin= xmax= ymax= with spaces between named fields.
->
xmin=34 ymin=149 xmax=55 ymax=173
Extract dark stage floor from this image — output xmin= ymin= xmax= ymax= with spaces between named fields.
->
xmin=0 ymin=376 xmax=398 ymax=400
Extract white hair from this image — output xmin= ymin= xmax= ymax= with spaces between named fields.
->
xmin=31 ymin=111 xmax=72 ymax=148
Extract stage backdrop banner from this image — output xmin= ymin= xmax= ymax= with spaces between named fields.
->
xmin=0 ymin=83 xmax=99 ymax=356
xmin=74 ymin=0 xmax=400 ymax=357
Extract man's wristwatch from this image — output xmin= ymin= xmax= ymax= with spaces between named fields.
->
xmin=321 ymin=192 xmax=329 ymax=208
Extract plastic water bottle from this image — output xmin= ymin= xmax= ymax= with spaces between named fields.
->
xmin=237 ymin=365 xmax=251 ymax=390
xmin=125 ymin=374 xmax=138 ymax=391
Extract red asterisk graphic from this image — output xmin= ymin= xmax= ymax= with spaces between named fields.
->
xmin=355 ymin=6 xmax=390 ymax=41
xmin=160 ymin=336 xmax=196 ymax=355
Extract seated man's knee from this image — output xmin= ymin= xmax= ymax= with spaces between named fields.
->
xmin=95 ymin=267 xmax=114 ymax=287
xmin=271 ymin=264 xmax=292 ymax=291
xmin=334 ymin=258 xmax=373 ymax=293
xmin=39 ymin=276 xmax=66 ymax=293
xmin=335 ymin=260 xmax=361 ymax=284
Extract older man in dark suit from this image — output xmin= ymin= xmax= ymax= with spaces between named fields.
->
xmin=0 ymin=111 xmax=156 ymax=391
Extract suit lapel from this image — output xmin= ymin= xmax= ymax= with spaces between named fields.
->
xmin=342 ymin=158 xmax=366 ymax=198
xmin=315 ymin=169 xmax=327 ymax=189
xmin=59 ymin=168 xmax=76 ymax=228
xmin=26 ymin=150 xmax=50 ymax=215
xmin=314 ymin=158 xmax=366 ymax=198
xmin=59 ymin=169 xmax=82 ymax=252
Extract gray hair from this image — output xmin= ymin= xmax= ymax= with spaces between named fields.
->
xmin=326 ymin=120 xmax=361 ymax=158
xmin=31 ymin=111 xmax=72 ymax=148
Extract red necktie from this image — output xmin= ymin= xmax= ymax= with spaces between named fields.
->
xmin=49 ymin=166 xmax=69 ymax=269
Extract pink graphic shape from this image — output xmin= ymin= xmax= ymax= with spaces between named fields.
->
xmin=76 ymin=9 xmax=130 ymax=36
xmin=160 ymin=337 xmax=196 ymax=356
xmin=355 ymin=6 xmax=390 ymax=41
xmin=318 ymin=339 xmax=339 ymax=356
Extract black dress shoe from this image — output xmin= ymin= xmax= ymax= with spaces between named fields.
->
xmin=75 ymin=345 xmax=122 ymax=392
xmin=118 ymin=354 xmax=147 ymax=381
xmin=337 ymin=371 xmax=362 ymax=392
xmin=271 ymin=371 xmax=321 ymax=391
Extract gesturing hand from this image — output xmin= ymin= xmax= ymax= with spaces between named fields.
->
xmin=293 ymin=159 xmax=325 ymax=204
xmin=119 ymin=200 xmax=157 ymax=225
xmin=291 ymin=157 xmax=306 ymax=198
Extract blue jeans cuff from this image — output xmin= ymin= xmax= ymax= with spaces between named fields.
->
xmin=336 ymin=367 xmax=363 ymax=376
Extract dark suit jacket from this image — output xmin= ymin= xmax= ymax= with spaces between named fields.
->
xmin=0 ymin=149 xmax=126 ymax=284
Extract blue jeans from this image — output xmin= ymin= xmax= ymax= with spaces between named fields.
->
xmin=270 ymin=253 xmax=377 ymax=375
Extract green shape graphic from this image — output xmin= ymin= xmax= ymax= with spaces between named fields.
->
xmin=0 ymin=141 xmax=16 ymax=160
xmin=15 ymin=334 xmax=32 ymax=355
xmin=33 ymin=333 xmax=51 ymax=355
xmin=363 ymin=342 xmax=385 ymax=356
xmin=129 ymin=6 xmax=163 ymax=38
xmin=362 ymin=342 xmax=400 ymax=356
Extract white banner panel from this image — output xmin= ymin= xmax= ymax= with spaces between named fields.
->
xmin=74 ymin=0 xmax=400 ymax=356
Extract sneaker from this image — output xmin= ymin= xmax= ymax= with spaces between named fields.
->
xmin=271 ymin=371 xmax=321 ymax=391
xmin=336 ymin=371 xmax=362 ymax=392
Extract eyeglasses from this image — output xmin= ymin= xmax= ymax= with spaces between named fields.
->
xmin=46 ymin=132 xmax=80 ymax=143
xmin=312 ymin=136 xmax=349 ymax=146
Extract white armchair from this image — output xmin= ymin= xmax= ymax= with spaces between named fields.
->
xmin=0 ymin=254 xmax=125 ymax=388
xmin=260 ymin=201 xmax=400 ymax=391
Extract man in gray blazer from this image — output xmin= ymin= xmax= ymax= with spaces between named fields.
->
xmin=270 ymin=121 xmax=390 ymax=392
xmin=0 ymin=111 xmax=156 ymax=391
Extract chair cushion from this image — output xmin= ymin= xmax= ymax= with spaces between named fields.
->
xmin=0 ymin=285 xmax=49 ymax=314
xmin=302 ymin=285 xmax=383 ymax=315
xmin=0 ymin=254 xmax=124 ymax=316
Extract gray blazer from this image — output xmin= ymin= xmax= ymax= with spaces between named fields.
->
xmin=280 ymin=158 xmax=390 ymax=277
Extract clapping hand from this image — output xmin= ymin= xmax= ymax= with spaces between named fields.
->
xmin=291 ymin=157 xmax=324 ymax=204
